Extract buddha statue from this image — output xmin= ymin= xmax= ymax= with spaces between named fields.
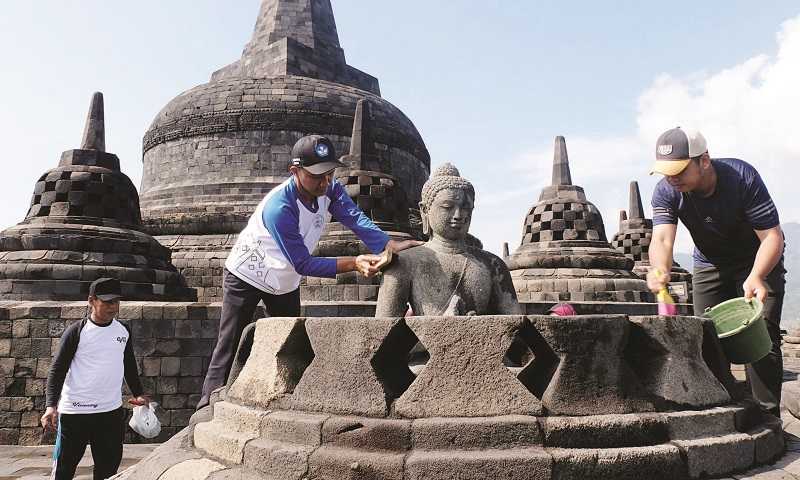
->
xmin=375 ymin=164 xmax=521 ymax=316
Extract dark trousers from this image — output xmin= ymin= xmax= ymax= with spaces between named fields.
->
xmin=693 ymin=260 xmax=786 ymax=414
xmin=198 ymin=269 xmax=300 ymax=408
xmin=51 ymin=408 xmax=125 ymax=480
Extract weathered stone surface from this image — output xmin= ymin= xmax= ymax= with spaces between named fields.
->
xmin=261 ymin=410 xmax=328 ymax=446
xmin=321 ymin=416 xmax=411 ymax=452
xmin=159 ymin=458 xmax=227 ymax=480
xmin=308 ymin=446 xmax=405 ymax=480
xmin=405 ymin=448 xmax=553 ymax=480
xmin=548 ymin=444 xmax=686 ymax=480
xmin=411 ymin=416 xmax=542 ymax=450
xmin=395 ymin=316 xmax=543 ymax=418
xmin=749 ymin=416 xmax=785 ymax=464
xmin=227 ymin=317 xmax=312 ymax=409
xmin=193 ymin=403 xmax=266 ymax=465
xmin=628 ymin=315 xmax=730 ymax=408
xmin=664 ymin=407 xmax=739 ymax=440
xmin=540 ymin=413 xmax=668 ymax=448
xmin=292 ymin=317 xmax=408 ymax=416
xmin=110 ymin=428 xmax=201 ymax=480
xmin=672 ymin=433 xmax=755 ymax=478
xmin=530 ymin=315 xmax=653 ymax=415
xmin=243 ymin=438 xmax=314 ymax=480
xmin=784 ymin=380 xmax=800 ymax=420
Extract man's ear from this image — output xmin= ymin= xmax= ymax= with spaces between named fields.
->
xmin=289 ymin=165 xmax=299 ymax=175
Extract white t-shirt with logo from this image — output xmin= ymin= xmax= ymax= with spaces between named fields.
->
xmin=57 ymin=319 xmax=132 ymax=414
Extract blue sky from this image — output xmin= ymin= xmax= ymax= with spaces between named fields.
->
xmin=1 ymin=1 xmax=799 ymax=257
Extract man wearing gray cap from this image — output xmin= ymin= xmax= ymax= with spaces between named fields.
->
xmin=197 ymin=134 xmax=420 ymax=409
xmin=646 ymin=127 xmax=785 ymax=416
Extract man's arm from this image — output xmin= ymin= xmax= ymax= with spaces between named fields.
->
xmin=327 ymin=182 xmax=389 ymax=253
xmin=41 ymin=321 xmax=82 ymax=430
xmin=646 ymin=223 xmax=677 ymax=293
xmin=743 ymin=226 xmax=784 ymax=302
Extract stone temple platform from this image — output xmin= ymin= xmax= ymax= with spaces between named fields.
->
xmin=112 ymin=314 xmax=785 ymax=479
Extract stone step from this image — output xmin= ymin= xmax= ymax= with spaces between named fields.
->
xmin=193 ymin=415 xmax=260 ymax=464
xmin=672 ymin=433 xmax=755 ymax=479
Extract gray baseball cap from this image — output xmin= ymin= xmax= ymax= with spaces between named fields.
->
xmin=651 ymin=127 xmax=707 ymax=176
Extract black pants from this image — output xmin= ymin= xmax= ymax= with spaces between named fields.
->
xmin=198 ymin=269 xmax=301 ymax=408
xmin=52 ymin=408 xmax=125 ymax=480
xmin=693 ymin=260 xmax=786 ymax=414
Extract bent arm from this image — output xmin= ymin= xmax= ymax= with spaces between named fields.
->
xmin=122 ymin=327 xmax=144 ymax=397
xmin=649 ymin=223 xmax=677 ymax=275
xmin=751 ymin=226 xmax=784 ymax=279
xmin=374 ymin=265 xmax=411 ymax=317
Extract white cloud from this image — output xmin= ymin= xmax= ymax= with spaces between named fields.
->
xmin=475 ymin=13 xmax=800 ymax=258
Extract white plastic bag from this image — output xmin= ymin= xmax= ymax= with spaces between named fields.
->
xmin=128 ymin=402 xmax=161 ymax=439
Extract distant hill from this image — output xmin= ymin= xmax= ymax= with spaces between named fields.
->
xmin=673 ymin=222 xmax=799 ymax=331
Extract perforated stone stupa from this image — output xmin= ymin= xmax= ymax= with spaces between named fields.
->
xmin=0 ymin=93 xmax=194 ymax=301
xmin=611 ymin=180 xmax=692 ymax=301
xmin=139 ymin=0 xmax=430 ymax=301
xmin=505 ymin=136 xmax=652 ymax=303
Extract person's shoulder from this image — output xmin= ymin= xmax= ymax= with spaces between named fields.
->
xmin=63 ymin=319 xmax=85 ymax=336
xmin=263 ymin=181 xmax=300 ymax=217
xmin=652 ymin=178 xmax=679 ymax=200
xmin=713 ymin=158 xmax=758 ymax=178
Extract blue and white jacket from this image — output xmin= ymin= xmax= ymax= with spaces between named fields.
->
xmin=225 ymin=177 xmax=389 ymax=294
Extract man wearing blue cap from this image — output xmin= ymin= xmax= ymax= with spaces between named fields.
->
xmin=646 ymin=127 xmax=785 ymax=416
xmin=198 ymin=134 xmax=421 ymax=409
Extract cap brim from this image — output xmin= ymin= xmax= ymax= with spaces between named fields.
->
xmin=303 ymin=161 xmax=345 ymax=175
xmin=650 ymin=159 xmax=690 ymax=176
xmin=96 ymin=294 xmax=122 ymax=302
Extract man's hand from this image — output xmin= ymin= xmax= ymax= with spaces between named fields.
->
xmin=128 ymin=395 xmax=151 ymax=407
xmin=646 ymin=267 xmax=670 ymax=294
xmin=355 ymin=254 xmax=382 ymax=278
xmin=41 ymin=407 xmax=58 ymax=431
xmin=386 ymin=239 xmax=424 ymax=253
xmin=742 ymin=274 xmax=768 ymax=303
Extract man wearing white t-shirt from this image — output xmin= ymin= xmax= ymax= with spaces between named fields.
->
xmin=42 ymin=278 xmax=149 ymax=480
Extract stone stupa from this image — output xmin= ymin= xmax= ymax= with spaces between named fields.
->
xmin=611 ymin=180 xmax=693 ymax=303
xmin=0 ymin=93 xmax=194 ymax=301
xmin=139 ymin=0 xmax=430 ymax=301
xmin=505 ymin=136 xmax=653 ymax=304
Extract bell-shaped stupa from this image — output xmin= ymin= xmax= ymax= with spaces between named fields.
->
xmin=139 ymin=0 xmax=430 ymax=301
xmin=505 ymin=136 xmax=652 ymax=303
xmin=611 ymin=180 xmax=692 ymax=302
xmin=0 ymin=93 xmax=195 ymax=301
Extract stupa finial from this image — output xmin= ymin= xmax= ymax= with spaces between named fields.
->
xmin=80 ymin=92 xmax=105 ymax=152
xmin=551 ymin=136 xmax=572 ymax=186
xmin=629 ymin=181 xmax=644 ymax=219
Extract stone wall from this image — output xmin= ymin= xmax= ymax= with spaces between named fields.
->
xmin=0 ymin=300 xmax=374 ymax=445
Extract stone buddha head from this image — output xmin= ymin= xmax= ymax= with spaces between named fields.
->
xmin=419 ymin=163 xmax=475 ymax=244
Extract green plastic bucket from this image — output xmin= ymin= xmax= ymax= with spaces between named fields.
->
xmin=706 ymin=297 xmax=771 ymax=365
